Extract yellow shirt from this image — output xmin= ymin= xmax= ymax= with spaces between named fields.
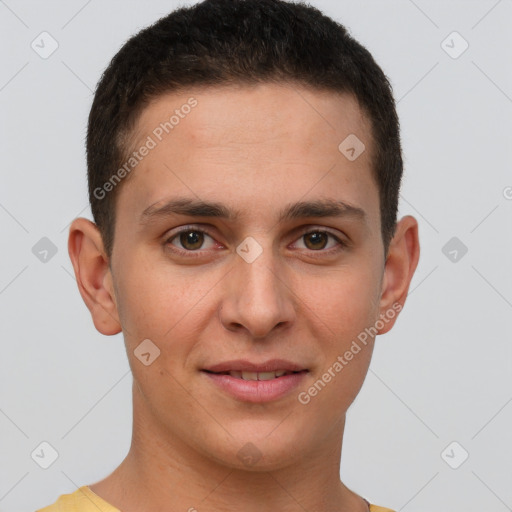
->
xmin=36 ymin=485 xmax=395 ymax=512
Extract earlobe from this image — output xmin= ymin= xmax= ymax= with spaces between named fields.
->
xmin=68 ymin=218 xmax=122 ymax=336
xmin=377 ymin=215 xmax=420 ymax=335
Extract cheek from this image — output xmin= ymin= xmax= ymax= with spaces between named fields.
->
xmin=113 ymin=254 xmax=222 ymax=372
xmin=294 ymin=263 xmax=381 ymax=412
xmin=301 ymin=262 xmax=382 ymax=339
xmin=113 ymin=252 xmax=195 ymax=334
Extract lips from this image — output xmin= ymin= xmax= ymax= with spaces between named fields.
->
xmin=201 ymin=359 xmax=309 ymax=401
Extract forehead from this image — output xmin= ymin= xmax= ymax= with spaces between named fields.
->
xmin=134 ymin=83 xmax=372 ymax=153
xmin=118 ymin=82 xmax=378 ymax=227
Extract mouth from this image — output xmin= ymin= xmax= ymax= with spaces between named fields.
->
xmin=202 ymin=369 xmax=308 ymax=380
xmin=200 ymin=359 xmax=310 ymax=402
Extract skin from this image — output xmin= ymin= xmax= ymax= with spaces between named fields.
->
xmin=68 ymin=83 xmax=419 ymax=512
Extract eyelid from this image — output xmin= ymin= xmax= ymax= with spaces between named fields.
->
xmin=165 ymin=224 xmax=215 ymax=239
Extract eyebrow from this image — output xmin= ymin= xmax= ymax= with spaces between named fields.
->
xmin=139 ymin=197 xmax=367 ymax=225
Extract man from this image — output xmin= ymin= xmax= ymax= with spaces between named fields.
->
xmin=38 ymin=0 xmax=419 ymax=510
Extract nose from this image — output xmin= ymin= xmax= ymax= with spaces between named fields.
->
xmin=218 ymin=248 xmax=296 ymax=338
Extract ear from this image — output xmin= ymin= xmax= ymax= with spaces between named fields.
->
xmin=377 ymin=215 xmax=420 ymax=335
xmin=68 ymin=217 xmax=122 ymax=336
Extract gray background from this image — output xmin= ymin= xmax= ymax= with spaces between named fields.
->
xmin=1 ymin=0 xmax=511 ymax=511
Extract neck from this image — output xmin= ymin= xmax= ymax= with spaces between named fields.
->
xmin=89 ymin=382 xmax=368 ymax=512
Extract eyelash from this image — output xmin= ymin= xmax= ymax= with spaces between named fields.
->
xmin=164 ymin=225 xmax=347 ymax=258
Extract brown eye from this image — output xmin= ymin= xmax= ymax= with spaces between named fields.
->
xmin=168 ymin=229 xmax=216 ymax=251
xmin=303 ymin=232 xmax=329 ymax=250
xmin=293 ymin=230 xmax=344 ymax=253
xmin=179 ymin=231 xmax=204 ymax=250
xmin=165 ymin=226 xmax=223 ymax=259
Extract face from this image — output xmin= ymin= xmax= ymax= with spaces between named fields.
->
xmin=97 ymin=83 xmax=395 ymax=469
